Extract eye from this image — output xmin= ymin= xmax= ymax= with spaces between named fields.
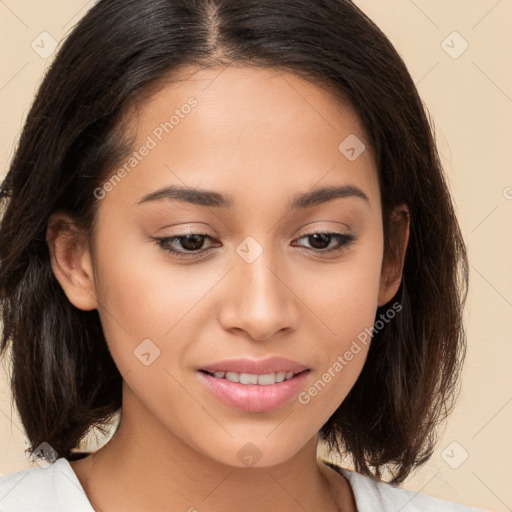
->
xmin=291 ymin=232 xmax=356 ymax=254
xmin=152 ymin=233 xmax=218 ymax=260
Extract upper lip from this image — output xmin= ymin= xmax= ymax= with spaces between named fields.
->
xmin=200 ymin=357 xmax=310 ymax=375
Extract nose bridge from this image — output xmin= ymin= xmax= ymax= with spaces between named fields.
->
xmin=219 ymin=235 xmax=297 ymax=339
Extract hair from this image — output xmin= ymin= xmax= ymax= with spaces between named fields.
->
xmin=0 ymin=0 xmax=468 ymax=485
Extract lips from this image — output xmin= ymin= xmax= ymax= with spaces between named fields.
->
xmin=198 ymin=370 xmax=310 ymax=413
xmin=197 ymin=357 xmax=311 ymax=412
xmin=199 ymin=356 xmax=309 ymax=375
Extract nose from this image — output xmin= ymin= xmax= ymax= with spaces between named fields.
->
xmin=217 ymin=244 xmax=299 ymax=341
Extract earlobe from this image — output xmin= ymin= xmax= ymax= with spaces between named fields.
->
xmin=378 ymin=205 xmax=410 ymax=307
xmin=46 ymin=212 xmax=97 ymax=311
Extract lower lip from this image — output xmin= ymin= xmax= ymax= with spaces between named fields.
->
xmin=198 ymin=370 xmax=310 ymax=413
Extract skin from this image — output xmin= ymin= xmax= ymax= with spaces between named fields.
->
xmin=47 ymin=65 xmax=409 ymax=512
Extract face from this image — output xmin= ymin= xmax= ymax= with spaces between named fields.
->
xmin=50 ymin=66 xmax=405 ymax=468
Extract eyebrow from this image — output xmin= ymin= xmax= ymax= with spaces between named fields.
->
xmin=136 ymin=184 xmax=369 ymax=209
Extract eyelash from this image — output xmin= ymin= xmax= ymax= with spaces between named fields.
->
xmin=152 ymin=231 xmax=356 ymax=260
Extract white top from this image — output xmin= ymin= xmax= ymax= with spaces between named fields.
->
xmin=0 ymin=457 xmax=486 ymax=511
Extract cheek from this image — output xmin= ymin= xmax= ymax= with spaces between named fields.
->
xmin=91 ymin=223 xmax=220 ymax=379
xmin=93 ymin=218 xmax=189 ymax=330
xmin=90 ymin=225 xmax=172 ymax=371
xmin=295 ymin=230 xmax=383 ymax=404
xmin=300 ymin=228 xmax=383 ymax=341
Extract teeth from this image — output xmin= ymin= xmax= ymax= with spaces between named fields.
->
xmin=276 ymin=372 xmax=287 ymax=383
xmin=225 ymin=372 xmax=239 ymax=383
xmin=240 ymin=373 xmax=258 ymax=385
xmin=209 ymin=371 xmax=298 ymax=385
xmin=257 ymin=373 xmax=276 ymax=385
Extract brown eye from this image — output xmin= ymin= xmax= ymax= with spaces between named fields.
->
xmin=152 ymin=233 xmax=218 ymax=260
xmin=177 ymin=234 xmax=208 ymax=251
xmin=306 ymin=233 xmax=331 ymax=250
xmin=292 ymin=232 xmax=356 ymax=253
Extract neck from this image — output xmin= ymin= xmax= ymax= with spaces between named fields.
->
xmin=70 ymin=385 xmax=352 ymax=512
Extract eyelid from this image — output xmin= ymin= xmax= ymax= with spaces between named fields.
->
xmin=296 ymin=224 xmax=351 ymax=237
xmin=292 ymin=231 xmax=356 ymax=253
xmin=151 ymin=232 xmax=217 ymax=261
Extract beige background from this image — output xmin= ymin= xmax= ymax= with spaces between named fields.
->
xmin=0 ymin=1 xmax=511 ymax=511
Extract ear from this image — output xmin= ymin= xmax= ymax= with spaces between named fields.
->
xmin=378 ymin=204 xmax=410 ymax=307
xmin=46 ymin=212 xmax=97 ymax=311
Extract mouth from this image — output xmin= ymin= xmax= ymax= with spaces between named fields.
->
xmin=199 ymin=369 xmax=309 ymax=386
xmin=197 ymin=359 xmax=311 ymax=413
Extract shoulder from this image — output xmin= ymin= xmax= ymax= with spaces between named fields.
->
xmin=323 ymin=461 xmax=486 ymax=512
xmin=0 ymin=458 xmax=94 ymax=512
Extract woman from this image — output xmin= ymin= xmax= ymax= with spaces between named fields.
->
xmin=0 ymin=0 xmax=481 ymax=510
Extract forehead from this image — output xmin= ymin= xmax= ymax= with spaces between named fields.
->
xmin=102 ymin=65 xmax=378 ymax=209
